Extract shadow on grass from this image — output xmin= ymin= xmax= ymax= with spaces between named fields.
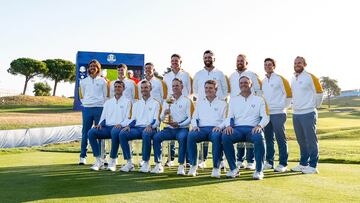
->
xmin=0 ymin=164 xmax=301 ymax=202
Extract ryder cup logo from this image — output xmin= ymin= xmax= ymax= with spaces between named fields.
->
xmin=107 ymin=54 xmax=116 ymax=63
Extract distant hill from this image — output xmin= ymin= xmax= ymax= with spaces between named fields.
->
xmin=0 ymin=95 xmax=73 ymax=108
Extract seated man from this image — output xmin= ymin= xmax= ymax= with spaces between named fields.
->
xmin=187 ymin=80 xmax=227 ymax=178
xmin=221 ymin=76 xmax=269 ymax=180
xmin=152 ymin=78 xmax=193 ymax=175
xmin=87 ymin=81 xmax=131 ymax=171
xmin=116 ymin=80 xmax=161 ymax=173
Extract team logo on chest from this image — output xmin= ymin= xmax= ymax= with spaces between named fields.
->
xmin=148 ymin=107 xmax=153 ymax=111
xmin=251 ymin=104 xmax=256 ymax=108
xmin=214 ymin=107 xmax=218 ymax=111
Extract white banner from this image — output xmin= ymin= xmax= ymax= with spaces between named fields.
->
xmin=0 ymin=125 xmax=82 ymax=148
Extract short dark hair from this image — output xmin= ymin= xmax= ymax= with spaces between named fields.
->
xmin=264 ymin=58 xmax=276 ymax=67
xmin=145 ymin=62 xmax=154 ymax=67
xmin=171 ymin=54 xmax=181 ymax=59
xmin=141 ymin=80 xmax=152 ymax=88
xmin=203 ymin=50 xmax=214 ymax=56
xmin=239 ymin=75 xmax=252 ymax=83
xmin=114 ymin=80 xmax=125 ymax=89
xmin=172 ymin=78 xmax=183 ymax=85
xmin=204 ymin=80 xmax=218 ymax=89
xmin=117 ymin=63 xmax=128 ymax=70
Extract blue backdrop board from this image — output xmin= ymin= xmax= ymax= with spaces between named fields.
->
xmin=73 ymin=51 xmax=145 ymax=110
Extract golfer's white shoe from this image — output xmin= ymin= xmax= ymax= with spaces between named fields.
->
xmin=274 ymin=164 xmax=287 ymax=173
xmin=151 ymin=163 xmax=164 ymax=174
xmin=187 ymin=165 xmax=197 ymax=177
xmin=245 ymin=162 xmax=255 ymax=170
xmin=291 ymin=164 xmax=307 ymax=172
xmin=120 ymin=162 xmax=135 ymax=172
xmin=211 ymin=168 xmax=221 ymax=178
xmin=79 ymin=157 xmax=86 ymax=165
xmin=226 ymin=168 xmax=239 ymax=178
xmin=252 ymin=171 xmax=264 ymax=180
xmin=139 ymin=161 xmax=151 ymax=173
xmin=302 ymin=166 xmax=319 ymax=174
xmin=177 ymin=165 xmax=186 ymax=175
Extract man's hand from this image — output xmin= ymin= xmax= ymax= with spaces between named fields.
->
xmin=252 ymin=125 xmax=263 ymax=134
xmin=224 ymin=126 xmax=233 ymax=135
xmin=114 ymin=124 xmax=122 ymax=129
xmin=121 ymin=125 xmax=130 ymax=132
xmin=212 ymin=127 xmax=222 ymax=133
xmin=144 ymin=125 xmax=153 ymax=133
xmin=191 ymin=126 xmax=200 ymax=132
xmin=169 ymin=121 xmax=179 ymax=128
xmin=94 ymin=125 xmax=101 ymax=130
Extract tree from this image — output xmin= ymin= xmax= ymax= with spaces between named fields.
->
xmin=8 ymin=58 xmax=47 ymax=95
xmin=33 ymin=82 xmax=52 ymax=96
xmin=43 ymin=59 xmax=76 ymax=96
xmin=320 ymin=76 xmax=341 ymax=109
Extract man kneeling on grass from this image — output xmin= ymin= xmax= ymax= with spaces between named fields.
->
xmin=88 ymin=80 xmax=131 ymax=171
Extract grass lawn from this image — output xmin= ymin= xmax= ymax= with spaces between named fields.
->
xmin=0 ymin=151 xmax=359 ymax=203
xmin=0 ymin=95 xmax=359 ymax=202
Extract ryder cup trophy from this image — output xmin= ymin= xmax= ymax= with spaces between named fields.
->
xmin=163 ymin=96 xmax=175 ymax=124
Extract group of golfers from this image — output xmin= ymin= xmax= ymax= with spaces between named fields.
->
xmin=78 ymin=50 xmax=323 ymax=180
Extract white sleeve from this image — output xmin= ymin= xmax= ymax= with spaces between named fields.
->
xmin=120 ymin=101 xmax=132 ymax=126
xmin=193 ymin=72 xmax=199 ymax=98
xmin=98 ymin=102 xmax=107 ymax=125
xmin=219 ymin=72 xmax=229 ymax=100
xmin=190 ymin=102 xmax=199 ymax=127
xmin=258 ymin=98 xmax=270 ymax=128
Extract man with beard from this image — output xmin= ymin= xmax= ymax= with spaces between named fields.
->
xmin=163 ymin=54 xmax=192 ymax=166
xmin=229 ymin=54 xmax=262 ymax=170
xmin=192 ymin=50 xmax=229 ymax=169
xmin=116 ymin=80 xmax=162 ymax=173
xmin=152 ymin=78 xmax=194 ymax=175
xmin=138 ymin=62 xmax=167 ymax=103
xmin=290 ymin=56 xmax=323 ymax=174
xmin=87 ymin=80 xmax=131 ymax=171
xmin=193 ymin=50 xmax=229 ymax=101
xmin=110 ymin=64 xmax=139 ymax=103
xmin=221 ymin=76 xmax=269 ymax=180
xmin=78 ymin=59 xmax=108 ymax=165
xmin=262 ymin=58 xmax=292 ymax=172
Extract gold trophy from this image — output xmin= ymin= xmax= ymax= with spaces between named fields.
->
xmin=163 ymin=96 xmax=175 ymax=124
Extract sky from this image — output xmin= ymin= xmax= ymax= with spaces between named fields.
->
xmin=0 ymin=0 xmax=359 ymax=97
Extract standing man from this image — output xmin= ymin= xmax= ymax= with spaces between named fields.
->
xmin=87 ymin=80 xmax=131 ymax=171
xmin=187 ymin=80 xmax=227 ymax=178
xmin=152 ymin=78 xmax=193 ymax=175
xmin=128 ymin=70 xmax=140 ymax=84
xmin=229 ymin=54 xmax=262 ymax=170
xmin=116 ymin=80 xmax=161 ymax=173
xmin=163 ymin=54 xmax=192 ymax=97
xmin=138 ymin=62 xmax=167 ymax=103
xmin=110 ymin=64 xmax=138 ymax=103
xmin=193 ymin=50 xmax=229 ymax=101
xmin=262 ymin=58 xmax=292 ymax=172
xmin=163 ymin=54 xmax=193 ymax=166
xmin=291 ymin=56 xmax=323 ymax=174
xmin=78 ymin=59 xmax=108 ymax=165
xmin=221 ymin=76 xmax=269 ymax=180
